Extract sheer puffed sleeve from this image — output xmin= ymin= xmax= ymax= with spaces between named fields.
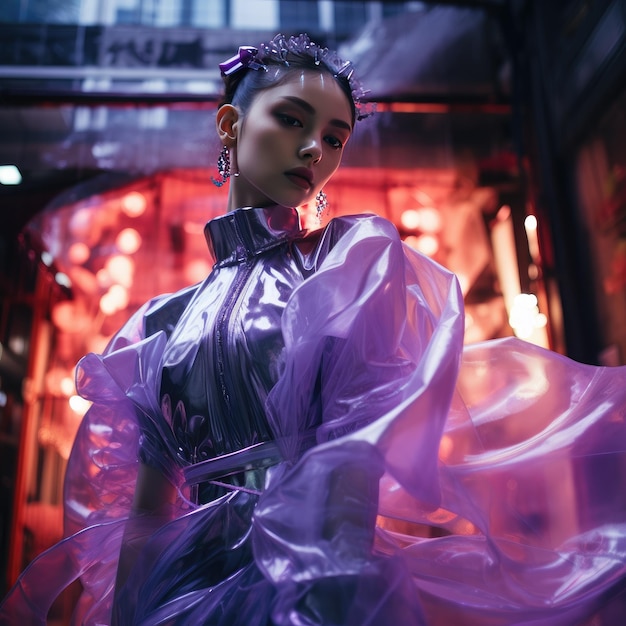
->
xmin=255 ymin=214 xmax=464 ymax=625
xmin=66 ymin=285 xmax=198 ymax=537
xmin=0 ymin=297 xmax=162 ymax=625
xmin=34 ymin=289 xmax=194 ymax=625
xmin=254 ymin=214 xmax=626 ymax=626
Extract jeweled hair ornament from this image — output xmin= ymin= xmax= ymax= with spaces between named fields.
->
xmin=219 ymin=46 xmax=267 ymax=75
xmin=219 ymin=34 xmax=375 ymax=120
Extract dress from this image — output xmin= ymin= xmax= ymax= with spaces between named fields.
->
xmin=1 ymin=205 xmax=626 ymax=625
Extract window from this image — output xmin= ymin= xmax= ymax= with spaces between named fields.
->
xmin=280 ymin=1 xmax=320 ymax=32
xmin=333 ymin=1 xmax=367 ymax=37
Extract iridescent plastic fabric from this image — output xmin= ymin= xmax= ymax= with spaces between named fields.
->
xmin=2 ymin=206 xmax=625 ymax=625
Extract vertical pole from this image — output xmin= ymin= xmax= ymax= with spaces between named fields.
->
xmin=7 ymin=270 xmax=52 ymax=585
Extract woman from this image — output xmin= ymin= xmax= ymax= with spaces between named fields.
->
xmin=2 ymin=34 xmax=626 ymax=625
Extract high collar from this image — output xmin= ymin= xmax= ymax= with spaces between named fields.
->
xmin=204 ymin=206 xmax=304 ymax=267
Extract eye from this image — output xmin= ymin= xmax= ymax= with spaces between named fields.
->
xmin=324 ymin=135 xmax=345 ymax=150
xmin=277 ymin=113 xmax=302 ymax=127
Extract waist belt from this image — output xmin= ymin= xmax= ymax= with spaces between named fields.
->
xmin=182 ymin=440 xmax=283 ymax=488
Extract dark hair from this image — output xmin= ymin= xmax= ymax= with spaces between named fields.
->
xmin=220 ymin=34 xmax=358 ymax=126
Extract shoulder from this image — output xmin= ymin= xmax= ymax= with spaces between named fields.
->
xmin=103 ymin=283 xmax=200 ymax=354
xmin=318 ymin=213 xmax=399 ymax=244
xmin=142 ymin=283 xmax=199 ymax=338
xmin=294 ymin=214 xmax=400 ymax=271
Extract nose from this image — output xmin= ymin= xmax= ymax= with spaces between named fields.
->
xmin=298 ymin=136 xmax=322 ymax=164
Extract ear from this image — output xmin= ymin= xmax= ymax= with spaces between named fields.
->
xmin=216 ymin=104 xmax=240 ymax=147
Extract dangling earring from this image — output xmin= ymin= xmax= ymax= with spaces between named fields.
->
xmin=315 ymin=190 xmax=328 ymax=224
xmin=211 ymin=146 xmax=231 ymax=187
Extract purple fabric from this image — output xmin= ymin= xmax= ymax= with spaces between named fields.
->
xmin=218 ymin=45 xmax=261 ymax=75
xmin=1 ymin=213 xmax=625 ymax=625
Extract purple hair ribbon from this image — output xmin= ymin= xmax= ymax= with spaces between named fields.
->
xmin=219 ymin=46 xmax=266 ymax=76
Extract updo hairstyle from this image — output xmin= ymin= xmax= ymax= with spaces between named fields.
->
xmin=219 ymin=34 xmax=361 ymax=127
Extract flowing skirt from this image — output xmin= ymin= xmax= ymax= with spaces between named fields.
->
xmin=2 ymin=224 xmax=625 ymax=625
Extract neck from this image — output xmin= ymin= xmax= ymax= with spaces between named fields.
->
xmin=227 ymin=190 xmax=286 ymax=212
xmin=205 ymin=204 xmax=303 ymax=266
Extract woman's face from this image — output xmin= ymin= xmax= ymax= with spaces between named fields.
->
xmin=229 ymin=69 xmax=353 ymax=209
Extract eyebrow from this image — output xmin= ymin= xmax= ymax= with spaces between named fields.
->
xmin=281 ymin=96 xmax=352 ymax=131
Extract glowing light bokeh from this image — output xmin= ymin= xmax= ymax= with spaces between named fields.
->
xmin=60 ymin=376 xmax=75 ymax=396
xmin=116 ymin=228 xmax=142 ymax=254
xmin=104 ymin=255 xmax=134 ymax=287
xmin=100 ymin=283 xmax=130 ymax=315
xmin=524 ymin=214 xmax=538 ymax=231
xmin=0 ymin=164 xmax=22 ymax=185
xmin=509 ymin=293 xmax=547 ymax=339
xmin=121 ymin=191 xmax=147 ymax=217
xmin=108 ymin=284 xmax=130 ymax=309
xmin=405 ymin=234 xmax=439 ymax=257
xmin=401 ymin=209 xmax=421 ymax=230
xmin=96 ymin=268 xmax=111 ymax=288
xmin=69 ymin=394 xmax=91 ymax=415
xmin=68 ymin=242 xmax=90 ymax=265
xmin=69 ymin=207 xmax=93 ymax=238
xmin=99 ymin=293 xmax=117 ymax=315
xmin=185 ymin=259 xmax=212 ymax=284
xmin=417 ymin=207 xmax=442 ymax=233
xmin=496 ymin=205 xmax=512 ymax=221
xmin=55 ymin=272 xmax=72 ymax=288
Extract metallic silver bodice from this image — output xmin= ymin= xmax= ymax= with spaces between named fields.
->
xmin=150 ymin=206 xmax=307 ymax=478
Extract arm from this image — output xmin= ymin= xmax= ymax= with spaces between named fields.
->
xmin=112 ymin=462 xmax=176 ymax=624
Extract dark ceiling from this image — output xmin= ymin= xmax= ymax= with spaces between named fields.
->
xmin=0 ymin=2 xmax=515 ymax=254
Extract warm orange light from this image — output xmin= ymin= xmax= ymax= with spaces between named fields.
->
xmin=104 ymin=255 xmax=134 ymax=287
xmin=52 ymin=302 xmax=73 ymax=330
xmin=68 ymin=242 xmax=90 ymax=265
xmin=524 ymin=214 xmax=541 ymax=262
xmin=108 ymin=284 xmax=130 ymax=310
xmin=69 ymin=394 xmax=91 ymax=415
xmin=509 ymin=293 xmax=547 ymax=339
xmin=96 ymin=268 xmax=111 ymax=288
xmin=99 ymin=292 xmax=117 ymax=315
xmin=100 ymin=284 xmax=130 ymax=315
xmin=45 ymin=367 xmax=72 ymax=396
xmin=116 ymin=228 xmax=142 ymax=254
xmin=69 ymin=207 xmax=93 ymax=237
xmin=417 ymin=207 xmax=442 ymax=233
xmin=524 ymin=214 xmax=537 ymax=231
xmin=51 ymin=301 xmax=89 ymax=332
xmin=400 ymin=209 xmax=421 ymax=230
xmin=60 ymin=376 xmax=75 ymax=396
xmin=121 ymin=191 xmax=147 ymax=217
xmin=405 ymin=234 xmax=439 ymax=257
xmin=185 ymin=259 xmax=211 ymax=284
xmin=496 ymin=204 xmax=511 ymax=221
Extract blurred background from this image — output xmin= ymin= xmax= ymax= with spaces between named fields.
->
xmin=1 ymin=0 xmax=625 ymax=620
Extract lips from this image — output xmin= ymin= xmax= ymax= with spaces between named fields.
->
xmin=285 ymin=168 xmax=313 ymax=190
